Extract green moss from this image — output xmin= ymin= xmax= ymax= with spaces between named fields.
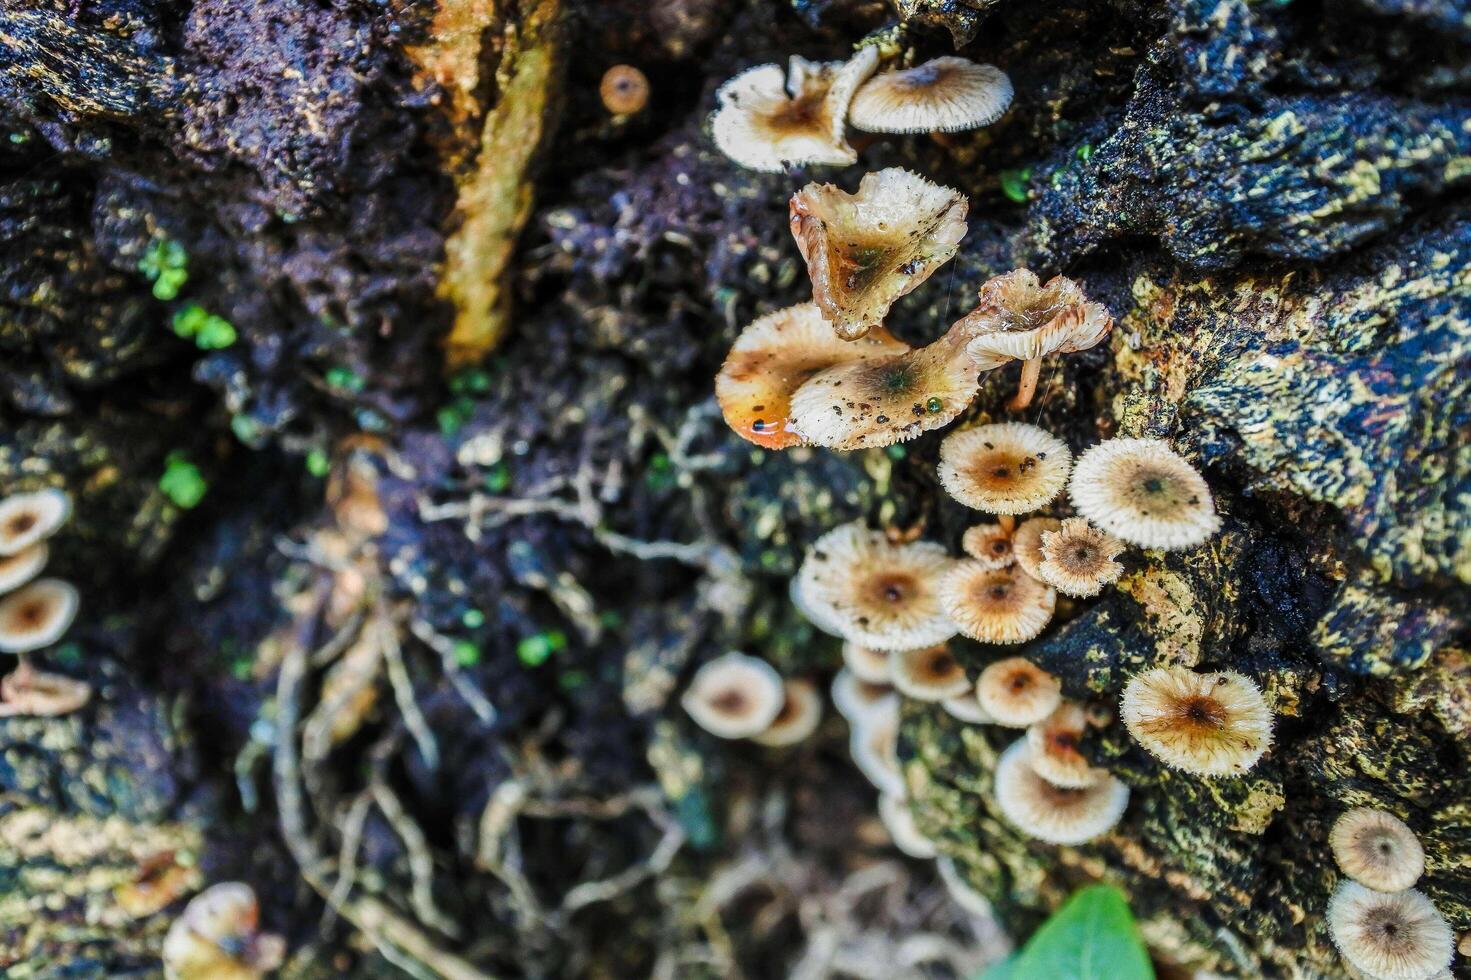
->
xmin=171 ymin=304 xmax=237 ymax=350
xmin=158 ymin=452 xmax=207 ymax=509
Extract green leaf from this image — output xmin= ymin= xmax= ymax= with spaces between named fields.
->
xmin=159 ymin=452 xmax=208 ymax=509
xmin=171 ymin=305 xmax=236 ymax=350
xmin=998 ymin=167 xmax=1033 ymax=204
xmin=984 ymin=886 xmax=1153 ymax=980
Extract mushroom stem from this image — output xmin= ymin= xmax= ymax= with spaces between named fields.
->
xmin=1008 ymin=358 xmax=1042 ymax=411
xmin=998 ymin=514 xmax=1016 ymax=535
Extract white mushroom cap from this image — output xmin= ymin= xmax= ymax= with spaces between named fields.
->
xmin=1026 ymin=701 xmax=1105 ymax=788
xmin=936 ymin=857 xmax=995 ymax=919
xmin=849 ymin=704 xmax=906 ymax=797
xmin=0 ymin=579 xmax=78 ymax=654
xmin=1330 ymin=808 xmax=1426 ymax=893
xmin=879 ymin=793 xmax=938 ymax=858
xmin=0 ymin=542 xmax=48 ymax=595
xmin=960 ymin=523 xmax=1016 ymax=569
xmin=957 ymin=270 xmax=1112 ymax=370
xmin=849 ymin=58 xmax=1013 ymax=134
xmin=942 ymin=693 xmax=994 ymax=724
xmin=0 ymin=489 xmax=71 ymax=556
xmin=831 ymin=669 xmax=898 ymax=729
xmin=1120 ymin=667 xmax=1273 ymax=776
xmin=888 ymin=644 xmax=970 ymax=702
xmin=993 ymin=738 xmax=1129 ymax=846
xmin=1037 ymin=518 xmax=1126 ymax=598
xmin=842 ymin=640 xmax=894 ymax=684
xmin=752 ymin=679 xmax=824 ymax=747
xmin=680 ymin=652 xmax=785 ymax=739
xmin=1069 ymin=438 xmax=1221 ymax=550
xmin=1011 ymin=517 xmax=1061 ymax=580
xmin=939 ymin=562 xmax=1056 ymax=646
xmin=975 ymin=656 xmax=1063 ymax=727
xmin=1327 ymin=882 xmax=1453 ymax=980
xmin=938 ymin=423 xmax=1072 ymax=515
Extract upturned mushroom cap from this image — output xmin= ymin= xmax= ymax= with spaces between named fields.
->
xmin=752 ymin=679 xmax=824 ymax=747
xmin=0 ymin=579 xmax=78 ymax=654
xmin=0 ymin=489 xmax=71 ymax=556
xmin=1328 ymin=882 xmax=1453 ymax=980
xmin=680 ymin=652 xmax=786 ymax=739
xmin=831 ymin=668 xmax=898 ymax=724
xmin=993 ymin=738 xmax=1129 ymax=845
xmin=958 ymin=270 xmax=1113 ymax=370
xmin=849 ymin=704 xmax=906 ymax=797
xmin=960 ymin=523 xmax=1016 ymax=568
xmin=711 ymin=48 xmax=878 ymax=173
xmin=842 ymin=640 xmax=894 ymax=684
xmin=717 ymin=303 xmax=910 ymax=449
xmin=879 ymin=793 xmax=938 ymax=858
xmin=1025 ymin=701 xmax=1104 ymax=788
xmin=790 ymin=167 xmax=968 ymax=340
xmin=975 ymin=656 xmax=1062 ymax=726
xmin=795 ymin=523 xmax=957 ymax=650
xmin=849 ymin=57 xmax=1013 ymax=134
xmin=0 ymin=542 xmax=47 ymax=595
xmin=938 ymin=423 xmax=1072 ymax=515
xmin=1331 ymin=808 xmax=1426 ymax=893
xmin=889 ymin=644 xmax=970 ymax=702
xmin=939 ymin=562 xmax=1056 ymax=646
xmin=163 ymin=882 xmax=284 ymax=980
xmin=1011 ymin=517 xmax=1061 ymax=580
xmin=0 ymin=667 xmax=92 ymax=717
xmin=1069 ymin=438 xmax=1221 ymax=550
xmin=1120 ymin=667 xmax=1273 ymax=776
xmin=1037 ymin=518 xmax=1125 ymax=598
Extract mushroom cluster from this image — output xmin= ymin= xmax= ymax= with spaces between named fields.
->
xmin=681 ymin=651 xmax=822 ymax=748
xmin=0 ymin=489 xmax=89 ymax=717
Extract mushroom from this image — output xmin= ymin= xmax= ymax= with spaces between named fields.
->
xmin=957 ymin=270 xmax=1113 ymax=411
xmin=974 ymin=656 xmax=1062 ymax=726
xmin=1026 ymin=701 xmax=1104 ymax=788
xmin=789 ymin=167 xmax=967 ymax=340
xmin=936 ymin=856 xmax=995 ymax=919
xmin=942 ymin=693 xmax=994 ymax=724
xmin=831 ymin=667 xmax=898 ymax=724
xmin=0 ymin=542 xmax=47 ymax=595
xmin=1037 ymin=518 xmax=1125 ymax=598
xmin=1120 ymin=667 xmax=1273 ymax=777
xmin=960 ymin=523 xmax=1016 ymax=569
xmin=993 ymin=738 xmax=1129 ymax=846
xmin=939 ymin=562 xmax=1056 ymax=646
xmin=163 ymin=882 xmax=285 ymax=980
xmin=889 ymin=644 xmax=970 ymax=702
xmin=849 ymin=702 xmax=906 ymax=797
xmin=795 ymin=522 xmax=956 ymax=650
xmin=1327 ymin=882 xmax=1453 ymax=980
xmin=849 ymin=57 xmax=1012 ymax=134
xmin=0 ymin=665 xmax=92 ymax=717
xmin=717 ymin=302 xmax=910 ymax=449
xmin=1069 ymin=438 xmax=1221 ymax=550
xmin=600 ymin=64 xmax=650 ymax=116
xmin=790 ymin=575 xmax=845 ymax=638
xmin=1010 ymin=517 xmax=1062 ymax=580
xmin=0 ymin=489 xmax=71 ymax=556
xmin=879 ymin=793 xmax=938 ymax=858
xmin=680 ymin=651 xmax=785 ymax=739
xmin=711 ymin=47 xmax=878 ymax=172
xmin=842 ymin=640 xmax=894 ymax=684
xmin=1330 ymin=808 xmax=1425 ymax=893
xmin=0 ymin=579 xmax=79 ymax=654
xmin=937 ymin=422 xmax=1072 ymax=529
xmin=752 ymin=679 xmax=824 ymax=747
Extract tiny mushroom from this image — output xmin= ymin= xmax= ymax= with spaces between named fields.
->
xmin=1037 ymin=518 xmax=1125 ymax=598
xmin=789 ymin=167 xmax=967 ymax=339
xmin=717 ymin=303 xmax=910 ymax=449
xmin=993 ymin=738 xmax=1130 ymax=846
xmin=163 ymin=882 xmax=285 ymax=980
xmin=711 ymin=47 xmax=878 ymax=172
xmin=879 ymin=793 xmax=938 ymax=858
xmin=889 ymin=644 xmax=970 ymax=702
xmin=0 ymin=542 xmax=47 ymax=594
xmin=1327 ymin=882 xmax=1454 ymax=980
xmin=960 ymin=522 xmax=1016 ymax=569
xmin=849 ymin=57 xmax=1013 ymax=134
xmin=842 ymin=640 xmax=894 ymax=684
xmin=1069 ymin=438 xmax=1221 ymax=550
xmin=0 ymin=489 xmax=71 ymax=556
xmin=600 ymin=64 xmax=650 ymax=116
xmin=957 ymin=270 xmax=1113 ymax=411
xmin=1120 ymin=667 xmax=1273 ymax=777
xmin=975 ymin=656 xmax=1062 ymax=726
xmin=1330 ymin=808 xmax=1426 ymax=893
xmin=831 ymin=668 xmax=898 ymax=724
xmin=938 ymin=422 xmax=1072 ymax=520
xmin=1026 ymin=701 xmax=1105 ymax=788
xmin=0 ymin=666 xmax=92 ymax=717
xmin=1011 ymin=517 xmax=1062 ymax=580
xmin=939 ymin=563 xmax=1056 ymax=646
xmin=752 ymin=679 xmax=824 ymax=747
xmin=680 ymin=652 xmax=786 ymax=739
xmin=0 ymin=578 xmax=79 ymax=654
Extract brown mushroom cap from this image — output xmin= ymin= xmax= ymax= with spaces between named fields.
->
xmin=717 ymin=303 xmax=910 ymax=449
xmin=0 ymin=542 xmax=47 ymax=595
xmin=960 ymin=523 xmax=1016 ymax=568
xmin=0 ymin=578 xmax=78 ymax=654
xmin=1037 ymin=518 xmax=1125 ymax=598
xmin=938 ymin=423 xmax=1072 ymax=515
xmin=1120 ymin=667 xmax=1273 ymax=776
xmin=752 ymin=679 xmax=824 ymax=747
xmin=889 ymin=644 xmax=970 ymax=702
xmin=831 ymin=668 xmax=898 ymax=724
xmin=879 ymin=793 xmax=938 ymax=858
xmin=849 ymin=57 xmax=1013 ymax=134
xmin=939 ymin=562 xmax=1056 ymax=646
xmin=1330 ymin=808 xmax=1426 ymax=893
xmin=842 ymin=640 xmax=894 ymax=684
xmin=993 ymin=738 xmax=1129 ymax=845
xmin=1069 ymin=438 xmax=1220 ymax=550
xmin=0 ymin=666 xmax=92 ymax=717
xmin=1011 ymin=517 xmax=1062 ymax=580
xmin=1026 ymin=701 xmax=1104 ymax=788
xmin=600 ymin=64 xmax=650 ymax=116
xmin=1328 ymin=882 xmax=1453 ymax=980
xmin=790 ymin=167 xmax=967 ymax=340
xmin=680 ymin=652 xmax=786 ymax=739
xmin=0 ymin=489 xmax=71 ymax=557
xmin=975 ymin=656 xmax=1063 ymax=726
xmin=958 ymin=270 xmax=1113 ymax=370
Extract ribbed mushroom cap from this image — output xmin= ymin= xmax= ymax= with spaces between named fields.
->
xmin=1328 ymin=882 xmax=1453 ymax=980
xmin=850 ymin=705 xmax=906 ymax=797
xmin=0 ymin=667 xmax=92 ymax=717
xmin=958 ymin=270 xmax=1113 ymax=370
xmin=0 ymin=542 xmax=47 ymax=595
xmin=1026 ymin=701 xmax=1104 ymax=788
xmin=1120 ymin=667 xmax=1273 ymax=776
xmin=960 ymin=523 xmax=1016 ymax=568
xmin=1037 ymin=518 xmax=1125 ymax=598
xmin=0 ymin=489 xmax=71 ymax=557
xmin=975 ymin=656 xmax=1062 ymax=726
xmin=1069 ymin=438 xmax=1220 ymax=550
xmin=938 ymin=423 xmax=1072 ymax=514
xmin=711 ymin=48 xmax=878 ymax=173
xmin=164 ymin=882 xmax=283 ymax=980
xmin=939 ymin=562 xmax=1056 ymax=646
xmin=718 ymin=303 xmax=912 ymax=449
xmin=1331 ymin=808 xmax=1426 ymax=893
xmin=831 ymin=668 xmax=898 ymax=724
xmin=1011 ymin=517 xmax=1061 ymax=580
xmin=879 ymin=793 xmax=938 ymax=858
xmin=842 ymin=640 xmax=894 ymax=684
xmin=993 ymin=738 xmax=1129 ymax=845
xmin=795 ymin=523 xmax=957 ymax=650
xmin=943 ymin=693 xmax=994 ymax=724
xmin=790 ymin=575 xmax=844 ymax=638
xmin=0 ymin=579 xmax=78 ymax=654
xmin=680 ymin=652 xmax=785 ymax=739
xmin=752 ymin=679 xmax=823 ymax=747
xmin=849 ymin=58 xmax=1013 ymax=134
xmin=889 ymin=644 xmax=970 ymax=702
xmin=790 ymin=167 xmax=968 ymax=340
